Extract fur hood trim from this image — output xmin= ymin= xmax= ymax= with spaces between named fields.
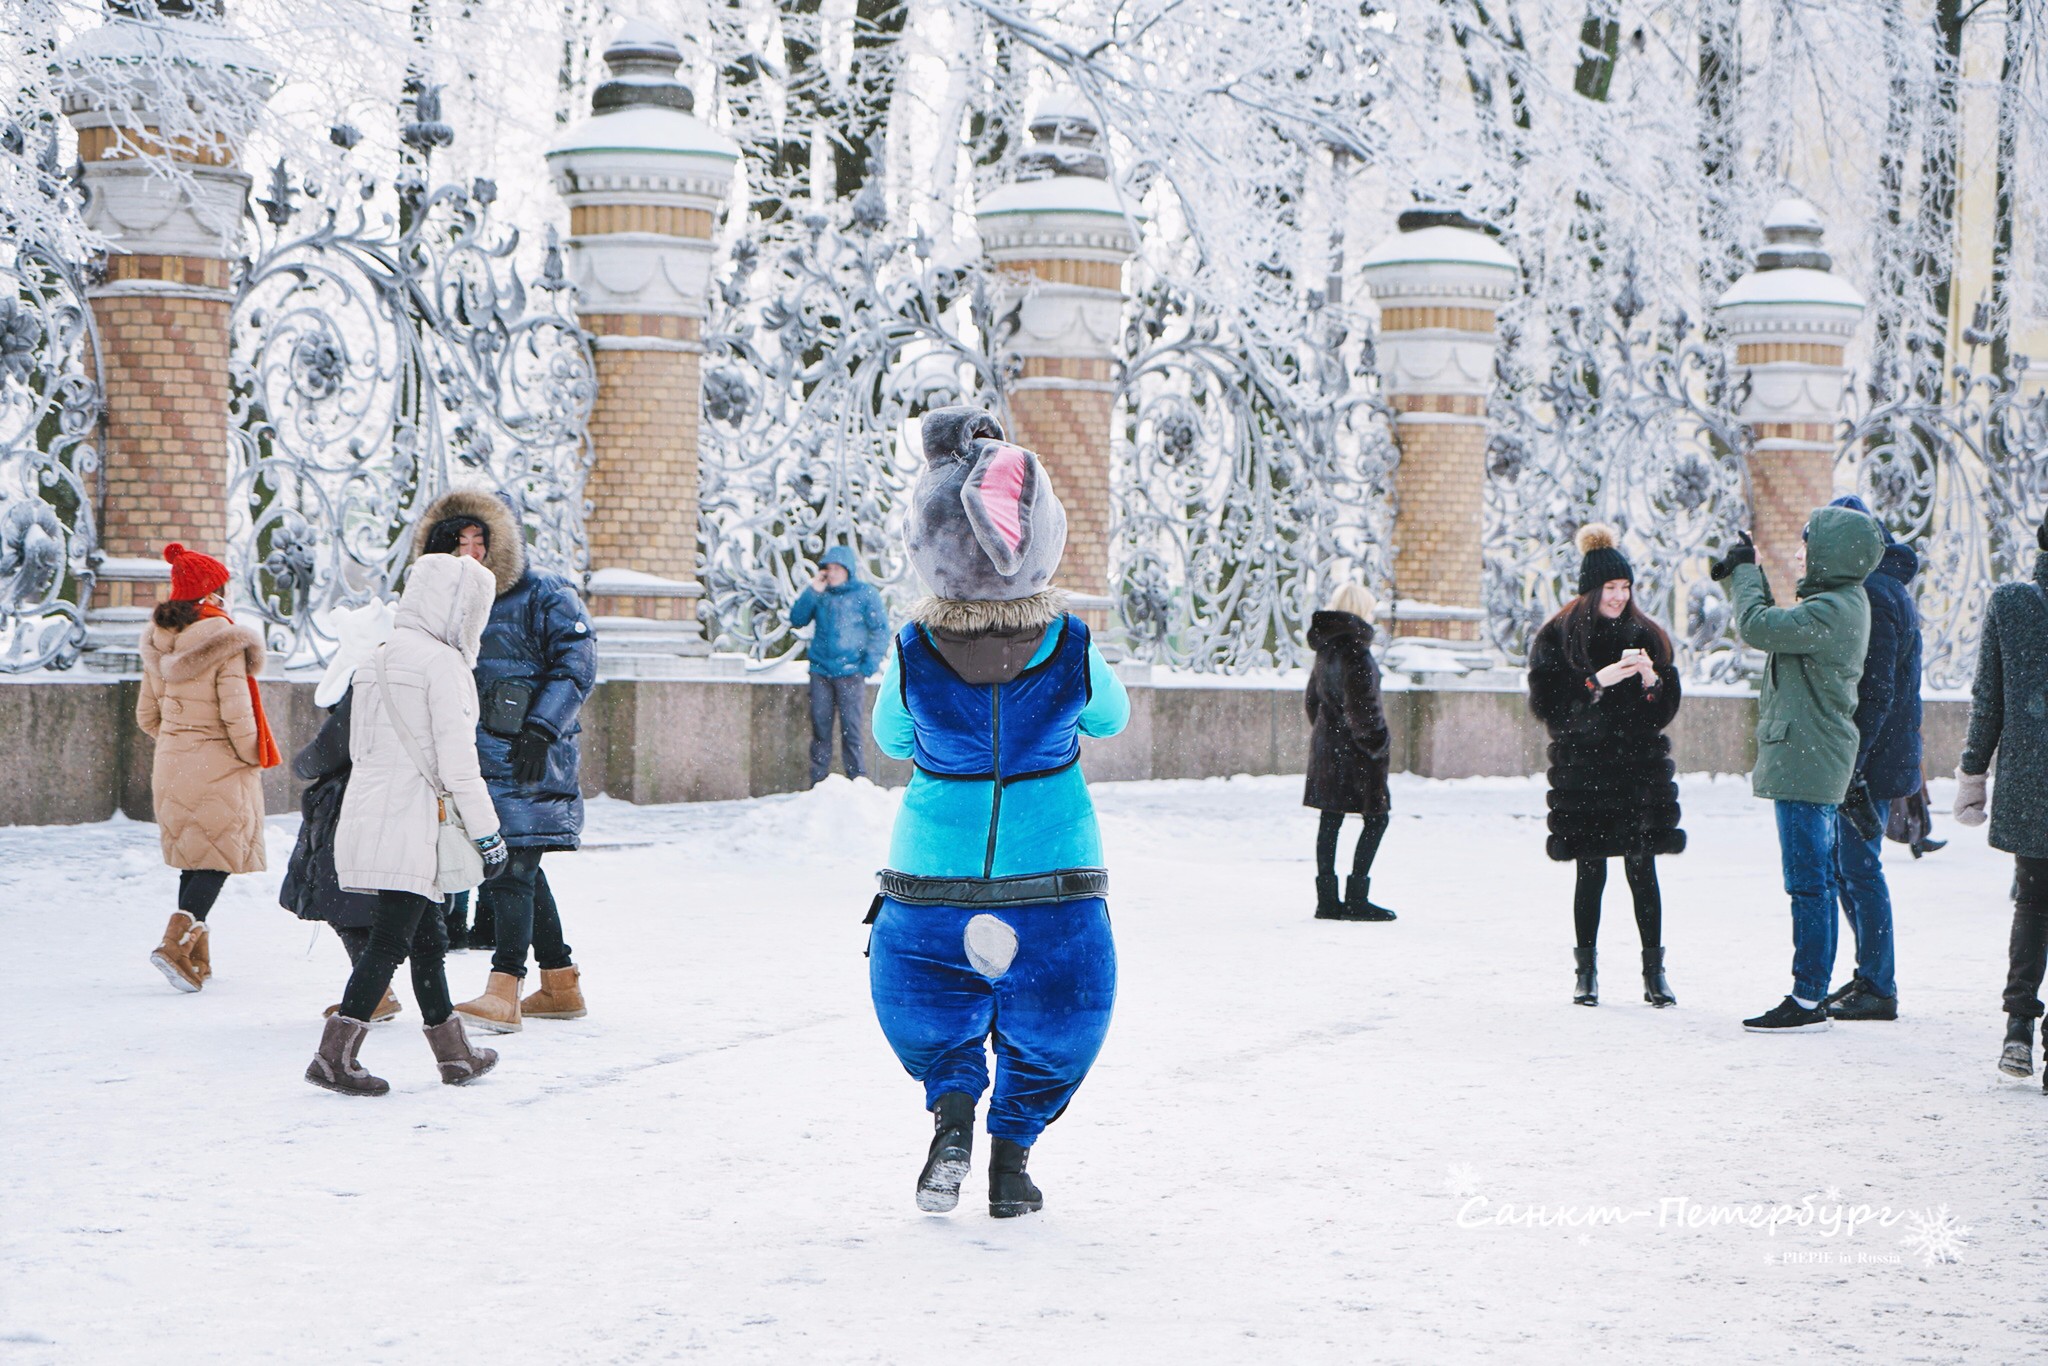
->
xmin=141 ymin=615 xmax=267 ymax=685
xmin=910 ymin=589 xmax=1068 ymax=634
xmin=410 ymin=488 xmax=525 ymax=597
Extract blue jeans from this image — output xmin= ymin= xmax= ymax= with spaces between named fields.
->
xmin=1833 ymin=799 xmax=1898 ymax=998
xmin=809 ymin=674 xmax=868 ymax=783
xmin=1775 ymin=800 xmax=1840 ymax=1003
xmin=869 ymin=896 xmax=1116 ymax=1144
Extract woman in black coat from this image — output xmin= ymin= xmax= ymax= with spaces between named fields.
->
xmin=1304 ymin=584 xmax=1395 ymax=921
xmin=1527 ymin=525 xmax=1684 ymax=1008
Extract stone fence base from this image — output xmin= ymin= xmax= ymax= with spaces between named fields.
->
xmin=0 ymin=675 xmax=1971 ymax=827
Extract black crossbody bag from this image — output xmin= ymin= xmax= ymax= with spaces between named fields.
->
xmin=480 ymin=679 xmax=536 ymax=738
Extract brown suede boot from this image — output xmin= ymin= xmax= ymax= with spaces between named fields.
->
xmin=150 ymin=912 xmax=205 ymax=993
xmin=520 ymin=966 xmax=587 ymax=1020
xmin=453 ymin=971 xmax=523 ymax=1034
xmin=423 ymin=1016 xmax=499 ymax=1085
xmin=304 ymin=1015 xmax=390 ymax=1096
xmin=324 ymin=990 xmax=402 ymax=1023
xmin=188 ymin=921 xmax=212 ymax=982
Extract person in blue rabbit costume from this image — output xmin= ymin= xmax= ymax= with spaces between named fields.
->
xmin=867 ymin=406 xmax=1130 ymax=1219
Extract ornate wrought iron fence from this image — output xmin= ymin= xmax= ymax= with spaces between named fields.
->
xmin=1485 ymin=264 xmax=1754 ymax=680
xmin=0 ymin=125 xmax=102 ymax=674
xmin=697 ymin=199 xmax=1010 ymax=658
xmin=225 ymin=105 xmax=595 ymax=668
xmin=1112 ymin=282 xmax=1398 ymax=673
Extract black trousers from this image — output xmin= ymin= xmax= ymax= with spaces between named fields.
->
xmin=1316 ymin=811 xmax=1389 ymax=881
xmin=178 ymin=869 xmax=229 ymax=920
xmin=2007 ymin=855 xmax=2048 ymax=1019
xmin=338 ymin=890 xmax=452 ymax=1026
xmin=1574 ymin=854 xmax=1662 ymax=951
xmin=488 ymin=848 xmax=573 ymax=980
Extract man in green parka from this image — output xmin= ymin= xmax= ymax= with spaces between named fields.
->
xmin=1711 ymin=504 xmax=1885 ymax=1033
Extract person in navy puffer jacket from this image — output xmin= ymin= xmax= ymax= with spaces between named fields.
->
xmin=790 ymin=544 xmax=892 ymax=784
xmin=409 ymin=489 xmax=597 ymax=1035
xmin=1822 ymin=494 xmax=1923 ymax=1022
xmin=867 ymin=406 xmax=1129 ymax=1220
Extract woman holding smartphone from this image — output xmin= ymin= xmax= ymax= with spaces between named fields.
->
xmin=1527 ymin=525 xmax=1686 ymax=1007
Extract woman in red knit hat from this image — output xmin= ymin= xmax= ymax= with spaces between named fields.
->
xmin=137 ymin=543 xmax=281 ymax=991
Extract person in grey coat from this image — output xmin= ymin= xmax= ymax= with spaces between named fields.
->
xmin=1956 ymin=518 xmax=2048 ymax=1087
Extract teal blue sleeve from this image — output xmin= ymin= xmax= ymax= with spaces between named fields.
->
xmin=871 ymin=646 xmax=914 ymax=759
xmin=789 ymin=586 xmax=820 ymax=629
xmin=1080 ymin=644 xmax=1129 ymax=738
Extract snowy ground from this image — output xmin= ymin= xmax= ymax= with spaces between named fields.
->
xmin=3 ymin=773 xmax=2043 ymax=1364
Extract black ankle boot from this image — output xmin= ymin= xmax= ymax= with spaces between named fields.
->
xmin=1313 ymin=873 xmax=1342 ymax=919
xmin=917 ymin=1092 xmax=976 ymax=1212
xmin=1573 ymin=947 xmax=1598 ymax=1006
xmin=1999 ymin=1014 xmax=2034 ymax=1078
xmin=1343 ymin=875 xmax=1396 ymax=921
xmin=1641 ymin=947 xmax=1675 ymax=1008
xmin=443 ymin=909 xmax=468 ymax=952
xmin=988 ymin=1137 xmax=1043 ymax=1218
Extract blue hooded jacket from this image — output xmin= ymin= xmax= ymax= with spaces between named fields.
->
xmin=791 ymin=546 xmax=893 ymax=678
xmin=1829 ymin=496 xmax=1924 ymax=800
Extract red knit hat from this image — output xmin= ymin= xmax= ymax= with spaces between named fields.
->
xmin=163 ymin=543 xmax=230 ymax=602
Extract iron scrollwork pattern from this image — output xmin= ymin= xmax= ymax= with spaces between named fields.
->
xmin=0 ymin=125 xmax=102 ymax=674
xmin=1485 ymin=263 xmax=1754 ymax=680
xmin=225 ymin=106 xmax=596 ymax=669
xmin=1113 ymin=284 xmax=1398 ymax=673
xmin=697 ymin=199 xmax=1010 ymax=659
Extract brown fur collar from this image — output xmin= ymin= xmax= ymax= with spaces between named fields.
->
xmin=140 ymin=615 xmax=267 ymax=684
xmin=409 ymin=488 xmax=525 ymax=597
xmin=910 ymin=590 xmax=1068 ymax=634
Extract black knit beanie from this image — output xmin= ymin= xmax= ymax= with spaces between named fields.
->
xmin=1575 ymin=523 xmax=1632 ymax=595
xmin=423 ymin=515 xmax=488 ymax=557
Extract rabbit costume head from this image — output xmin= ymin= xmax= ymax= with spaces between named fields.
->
xmin=905 ymin=407 xmax=1067 ymax=603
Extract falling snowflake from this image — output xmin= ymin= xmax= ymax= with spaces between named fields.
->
xmin=1897 ymin=1206 xmax=1971 ymax=1266
xmin=1443 ymin=1164 xmax=1483 ymax=1199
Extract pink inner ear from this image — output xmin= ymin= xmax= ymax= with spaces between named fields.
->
xmin=976 ymin=445 xmax=1028 ymax=553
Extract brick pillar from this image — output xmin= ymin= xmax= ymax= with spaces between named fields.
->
xmin=976 ymin=98 xmax=1138 ymax=628
xmin=58 ymin=2 xmax=271 ymax=663
xmin=546 ymin=22 xmax=737 ymax=673
xmin=1717 ymin=198 xmax=1865 ymax=593
xmin=1359 ymin=212 xmax=1518 ymax=642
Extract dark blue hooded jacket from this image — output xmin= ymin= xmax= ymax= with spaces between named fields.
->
xmin=1830 ymin=496 xmax=1924 ymax=800
xmin=791 ymin=546 xmax=892 ymax=678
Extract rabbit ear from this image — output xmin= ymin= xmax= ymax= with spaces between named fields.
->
xmin=958 ymin=441 xmax=1037 ymax=575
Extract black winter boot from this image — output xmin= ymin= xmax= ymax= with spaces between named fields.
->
xmin=1641 ymin=947 xmax=1676 ymax=1008
xmin=1573 ymin=947 xmax=1598 ymax=1006
xmin=443 ymin=907 xmax=468 ymax=952
xmin=916 ymin=1092 xmax=976 ymax=1213
xmin=1999 ymin=1014 xmax=2034 ymax=1078
xmin=1342 ymin=876 xmax=1397 ymax=922
xmin=1313 ymin=874 xmax=1343 ymax=919
xmin=988 ymin=1138 xmax=1043 ymax=1218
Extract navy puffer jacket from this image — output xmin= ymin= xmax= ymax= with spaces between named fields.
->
xmin=412 ymin=489 xmax=597 ymax=850
xmin=1852 ymin=541 xmax=1925 ymax=800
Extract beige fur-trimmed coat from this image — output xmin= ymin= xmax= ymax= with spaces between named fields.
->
xmin=137 ymin=616 xmax=270 ymax=874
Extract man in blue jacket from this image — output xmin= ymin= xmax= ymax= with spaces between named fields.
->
xmin=791 ymin=545 xmax=891 ymax=785
xmin=1824 ymin=495 xmax=1922 ymax=1022
xmin=411 ymin=489 xmax=598 ymax=1034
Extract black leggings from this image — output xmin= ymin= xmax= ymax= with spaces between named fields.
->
xmin=1316 ymin=811 xmax=1389 ymax=881
xmin=1574 ymin=854 xmax=1662 ymax=951
xmin=178 ymin=869 xmax=229 ymax=920
xmin=338 ymin=891 xmax=452 ymax=1026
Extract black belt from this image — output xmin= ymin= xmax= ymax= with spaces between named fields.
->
xmin=876 ymin=868 xmax=1109 ymax=908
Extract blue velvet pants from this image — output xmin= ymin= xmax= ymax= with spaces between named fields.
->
xmin=869 ymin=896 xmax=1116 ymax=1144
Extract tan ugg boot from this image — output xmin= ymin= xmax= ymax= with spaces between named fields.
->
xmin=150 ymin=912 xmax=205 ymax=993
xmin=453 ymin=971 xmax=523 ymax=1034
xmin=423 ymin=1016 xmax=499 ymax=1085
xmin=188 ymin=921 xmax=212 ymax=982
xmin=520 ymin=966 xmax=587 ymax=1020
xmin=304 ymin=1015 xmax=389 ymax=1096
xmin=324 ymin=990 xmax=402 ymax=1023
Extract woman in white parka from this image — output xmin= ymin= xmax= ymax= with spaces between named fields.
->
xmin=306 ymin=552 xmax=511 ymax=1096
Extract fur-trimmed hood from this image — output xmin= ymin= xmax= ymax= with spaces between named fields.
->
xmin=910 ymin=589 xmax=1067 ymax=634
xmin=140 ymin=615 xmax=267 ymax=686
xmin=410 ymin=488 xmax=525 ymax=598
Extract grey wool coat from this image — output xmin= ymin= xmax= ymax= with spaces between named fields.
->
xmin=1961 ymin=555 xmax=2048 ymax=858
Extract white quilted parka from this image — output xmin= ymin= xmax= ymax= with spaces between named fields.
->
xmin=335 ymin=553 xmax=502 ymax=896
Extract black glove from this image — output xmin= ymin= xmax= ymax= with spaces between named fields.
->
xmin=1840 ymin=779 xmax=1882 ymax=842
xmin=1708 ymin=531 xmax=1757 ymax=582
xmin=474 ymin=832 xmax=511 ymax=881
xmin=510 ymin=725 xmax=551 ymax=786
